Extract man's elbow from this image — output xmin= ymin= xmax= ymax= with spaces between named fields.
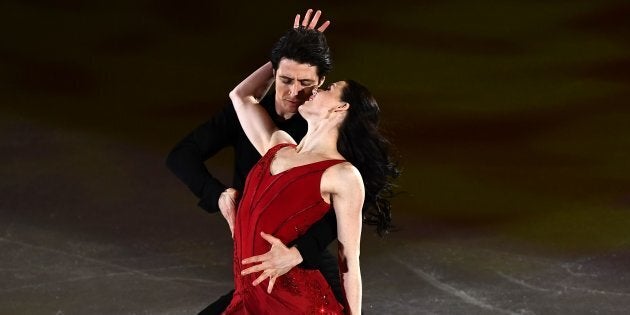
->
xmin=165 ymin=146 xmax=181 ymax=174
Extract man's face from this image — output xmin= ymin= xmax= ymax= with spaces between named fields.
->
xmin=274 ymin=58 xmax=324 ymax=116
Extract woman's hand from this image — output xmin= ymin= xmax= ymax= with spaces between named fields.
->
xmin=218 ymin=188 xmax=239 ymax=238
xmin=240 ymin=231 xmax=303 ymax=293
xmin=293 ymin=9 xmax=330 ymax=32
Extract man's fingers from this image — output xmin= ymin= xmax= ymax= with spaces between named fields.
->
xmin=241 ymin=262 xmax=266 ymax=275
xmin=308 ymin=10 xmax=321 ymax=29
xmin=259 ymin=231 xmax=280 ymax=245
xmin=302 ymin=9 xmax=313 ymax=27
xmin=242 ymin=256 xmax=262 ymax=265
xmin=220 ymin=195 xmax=235 ymax=212
xmin=317 ymin=20 xmax=331 ymax=32
xmin=226 ymin=195 xmax=236 ymax=204
xmin=242 ymin=252 xmax=269 ymax=265
xmin=267 ymin=275 xmax=277 ymax=294
xmin=252 ymin=270 xmax=270 ymax=286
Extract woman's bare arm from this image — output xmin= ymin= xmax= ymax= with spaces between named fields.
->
xmin=229 ymin=62 xmax=291 ymax=155
xmin=324 ymin=163 xmax=364 ymax=314
xmin=228 ymin=9 xmax=329 ymax=156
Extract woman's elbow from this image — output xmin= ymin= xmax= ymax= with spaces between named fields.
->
xmin=228 ymin=89 xmax=240 ymax=101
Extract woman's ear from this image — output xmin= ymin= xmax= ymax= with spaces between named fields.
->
xmin=335 ymin=102 xmax=350 ymax=112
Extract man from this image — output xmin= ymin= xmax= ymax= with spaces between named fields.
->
xmin=166 ymin=10 xmax=340 ymax=315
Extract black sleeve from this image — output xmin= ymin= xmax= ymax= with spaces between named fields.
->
xmin=289 ymin=209 xmax=338 ymax=269
xmin=165 ymin=102 xmax=237 ymax=213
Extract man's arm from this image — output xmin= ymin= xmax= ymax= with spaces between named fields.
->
xmin=165 ymin=102 xmax=237 ymax=213
xmin=289 ymin=210 xmax=337 ymax=269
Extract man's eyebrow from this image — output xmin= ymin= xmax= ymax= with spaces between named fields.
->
xmin=279 ymin=75 xmax=293 ymax=80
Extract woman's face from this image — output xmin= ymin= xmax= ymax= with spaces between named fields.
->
xmin=299 ymin=81 xmax=347 ymax=118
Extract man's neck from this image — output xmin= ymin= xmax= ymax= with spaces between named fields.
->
xmin=274 ymin=103 xmax=298 ymax=121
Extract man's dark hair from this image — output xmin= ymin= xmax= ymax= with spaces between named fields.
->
xmin=270 ymin=27 xmax=332 ymax=78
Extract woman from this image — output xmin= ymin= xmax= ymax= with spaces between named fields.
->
xmin=223 ymin=36 xmax=398 ymax=315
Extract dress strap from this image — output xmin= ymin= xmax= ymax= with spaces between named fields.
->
xmin=264 ymin=143 xmax=296 ymax=159
xmin=316 ymin=159 xmax=347 ymax=170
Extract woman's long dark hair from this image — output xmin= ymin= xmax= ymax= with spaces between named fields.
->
xmin=338 ymin=80 xmax=400 ymax=236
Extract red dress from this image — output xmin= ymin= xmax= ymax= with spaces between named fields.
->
xmin=224 ymin=143 xmax=346 ymax=315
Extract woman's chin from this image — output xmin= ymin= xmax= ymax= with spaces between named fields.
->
xmin=297 ymin=104 xmax=312 ymax=117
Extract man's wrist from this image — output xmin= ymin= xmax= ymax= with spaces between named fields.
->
xmin=290 ymin=246 xmax=303 ymax=265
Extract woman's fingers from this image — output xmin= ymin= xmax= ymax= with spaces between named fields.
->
xmin=317 ymin=20 xmax=331 ymax=32
xmin=308 ymin=10 xmax=321 ymax=29
xmin=293 ymin=14 xmax=300 ymax=28
xmin=293 ymin=9 xmax=329 ymax=32
xmin=301 ymin=9 xmax=313 ymax=27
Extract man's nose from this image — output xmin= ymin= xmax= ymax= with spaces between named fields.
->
xmin=289 ymin=82 xmax=302 ymax=96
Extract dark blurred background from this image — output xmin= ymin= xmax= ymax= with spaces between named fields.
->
xmin=1 ymin=1 xmax=629 ymax=314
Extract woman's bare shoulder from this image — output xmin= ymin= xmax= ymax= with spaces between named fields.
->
xmin=331 ymin=161 xmax=360 ymax=177
xmin=322 ymin=162 xmax=363 ymax=193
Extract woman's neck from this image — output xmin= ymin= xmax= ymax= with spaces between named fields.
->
xmin=295 ymin=119 xmax=341 ymax=158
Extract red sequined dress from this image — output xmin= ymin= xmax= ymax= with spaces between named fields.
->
xmin=223 ymin=143 xmax=346 ymax=314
